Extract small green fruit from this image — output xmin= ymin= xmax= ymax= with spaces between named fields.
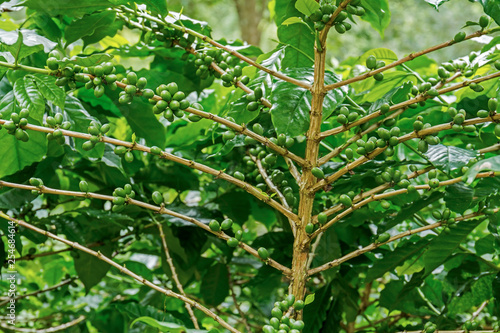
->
xmin=311 ymin=167 xmax=325 ymax=179
xmin=366 ymin=55 xmax=377 ymax=69
xmin=227 ymin=237 xmax=239 ymax=247
xmin=317 ymin=212 xmax=328 ymax=225
xmin=233 ymin=171 xmax=245 ymax=181
xmin=79 ymin=180 xmax=89 ymax=192
xmin=209 ymin=220 xmax=221 ymax=232
xmin=305 ymin=223 xmax=314 ymax=234
xmin=453 ymin=31 xmax=466 ymax=42
xmin=339 ymin=194 xmax=352 ymax=207
xmin=376 ymin=233 xmax=391 ymax=243
xmin=258 ymin=247 xmax=269 ymax=260
xmin=152 ymin=191 xmax=163 ymax=205
xmin=221 ymin=218 xmax=233 ymax=230
xmin=124 ymin=151 xmax=134 ymax=163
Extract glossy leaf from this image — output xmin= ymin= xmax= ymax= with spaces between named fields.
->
xmin=200 ymin=263 xmax=229 ymax=306
xmin=74 ymin=243 xmax=114 ymax=292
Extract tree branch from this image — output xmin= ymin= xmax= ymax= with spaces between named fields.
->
xmin=320 ymin=70 xmax=500 ymax=139
xmin=0 ymin=180 xmax=291 ymax=275
xmin=0 ymin=315 xmax=86 ymax=332
xmin=313 ymin=112 xmax=500 ymax=192
xmin=324 ymin=27 xmax=500 ymax=92
xmin=307 ymin=207 xmax=498 ymax=276
xmin=117 ymin=7 xmax=312 ymax=89
xmin=0 ymin=119 xmax=298 ymax=221
xmin=0 ymin=278 xmax=75 ymax=307
xmin=0 ymin=212 xmax=244 ymax=333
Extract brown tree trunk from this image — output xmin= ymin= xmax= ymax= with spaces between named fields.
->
xmin=233 ymin=0 xmax=263 ymax=46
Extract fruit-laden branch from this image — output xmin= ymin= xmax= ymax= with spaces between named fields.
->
xmin=324 ymin=27 xmax=500 ymax=92
xmin=0 ymin=212 xmax=243 ymax=333
xmin=318 ymin=0 xmax=353 ymax=44
xmin=117 ymin=6 xmax=312 ymax=90
xmin=0 ymin=61 xmax=305 ymax=166
xmin=0 ymin=315 xmax=86 ymax=333
xmin=320 ymin=70 xmax=500 ymax=139
xmin=307 ymin=206 xmax=499 ymax=276
xmin=312 ymin=112 xmax=500 ymax=192
xmin=157 ymin=223 xmax=199 ymax=329
xmin=0 ymin=277 xmax=76 ymax=307
xmin=116 ymin=12 xmax=272 ymax=109
xmin=309 ymin=171 xmax=500 ymax=239
xmin=318 ymin=108 xmax=405 ymax=166
xmin=317 ymin=71 xmax=457 ymax=165
xmin=313 ymin=166 xmax=433 ymax=223
xmin=0 ymin=180 xmax=291 ymax=275
xmin=0 ymin=119 xmax=298 ymax=222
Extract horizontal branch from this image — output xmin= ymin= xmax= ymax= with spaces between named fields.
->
xmin=116 ymin=12 xmax=272 ymax=109
xmin=320 ymin=70 xmax=500 ymax=139
xmin=117 ymin=7 xmax=312 ymax=89
xmin=312 ymin=112 xmax=500 ymax=192
xmin=0 ymin=119 xmax=297 ymax=221
xmin=324 ymin=27 xmax=500 ymax=92
xmin=0 ymin=278 xmax=75 ymax=307
xmin=0 ymin=315 xmax=86 ymax=332
xmin=0 ymin=180 xmax=291 ymax=275
xmin=0 ymin=212 xmax=243 ymax=333
xmin=308 ymin=207 xmax=498 ymax=276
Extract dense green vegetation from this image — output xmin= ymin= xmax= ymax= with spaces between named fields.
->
xmin=1 ymin=0 xmax=500 ymax=332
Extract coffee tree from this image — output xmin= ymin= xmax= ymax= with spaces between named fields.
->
xmin=1 ymin=0 xmax=500 ymax=332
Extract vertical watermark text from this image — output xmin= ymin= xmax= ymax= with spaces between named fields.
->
xmin=4 ymin=218 xmax=17 ymax=325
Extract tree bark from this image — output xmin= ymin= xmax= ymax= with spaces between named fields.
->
xmin=233 ymin=0 xmax=263 ymax=46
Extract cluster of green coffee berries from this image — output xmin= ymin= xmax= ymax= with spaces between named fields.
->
xmin=462 ymin=319 xmax=479 ymax=332
xmin=365 ymin=55 xmax=386 ymax=81
xmin=29 ymin=177 xmax=44 ymax=194
xmin=477 ymin=98 xmax=500 ymax=136
xmin=426 ymin=169 xmax=441 ymax=189
xmin=82 ymin=121 xmax=110 ymax=151
xmin=375 ymin=166 xmax=410 ymax=187
xmin=422 ymin=321 xmax=438 ymax=333
xmin=262 ymin=295 xmax=306 ymax=333
xmin=111 ymin=184 xmax=135 ymax=212
xmin=447 ymin=107 xmax=476 ymax=133
xmin=45 ymin=113 xmax=71 ymax=145
xmin=155 ymin=26 xmax=195 ymax=49
xmin=432 ymin=207 xmax=455 ymax=225
xmin=308 ymin=0 xmax=364 ymax=32
xmin=336 ymin=106 xmax=360 ymax=125
xmin=208 ymin=218 xmax=243 ymax=247
xmin=2 ymin=108 xmax=31 ymax=142
xmin=192 ymin=48 xmax=225 ymax=79
xmin=117 ymin=71 xmax=148 ymax=104
xmin=150 ymin=82 xmax=192 ymax=121
xmin=114 ymin=145 xmax=135 ymax=163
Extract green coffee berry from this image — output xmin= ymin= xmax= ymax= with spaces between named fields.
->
xmin=311 ymin=167 xmax=325 ymax=179
xmin=152 ymin=191 xmax=163 ymax=205
xmin=227 ymin=237 xmax=239 ymax=247
xmin=258 ymin=247 xmax=270 ymax=260
xmin=318 ymin=212 xmax=328 ymax=225
xmin=453 ymin=31 xmax=466 ymax=42
xmin=376 ymin=233 xmax=391 ymax=243
xmin=79 ymin=180 xmax=89 ymax=192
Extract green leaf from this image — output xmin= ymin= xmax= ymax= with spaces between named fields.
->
xmin=74 ymin=243 xmax=114 ymax=293
xmin=119 ymin=100 xmax=166 ymax=148
xmin=312 ymin=228 xmax=341 ymax=282
xmin=200 ymin=263 xmax=229 ymax=306
xmin=22 ymin=0 xmax=115 ymax=18
xmin=270 ymin=68 xmax=347 ymax=136
xmin=464 ymin=155 xmax=500 ymax=185
xmin=135 ymin=0 xmax=168 ymax=14
xmin=359 ymin=0 xmax=391 ymax=38
xmin=425 ymin=144 xmax=477 ymax=174
xmin=13 ymin=75 xmax=45 ymax=121
xmin=31 ymin=74 xmax=65 ymax=109
xmin=478 ymin=0 xmax=500 ymax=26
xmin=304 ymin=293 xmax=315 ymax=305
xmin=444 ymin=183 xmax=474 ymax=213
xmin=425 ymin=0 xmax=451 ymax=10
xmin=294 ymin=0 xmax=320 ymax=16
xmin=0 ymin=29 xmax=56 ymax=62
xmin=282 ymin=17 xmax=305 ymax=26
xmin=59 ymin=53 xmax=114 ymax=67
xmin=423 ymin=219 xmax=483 ymax=274
xmin=0 ymin=129 xmax=47 ymax=178
xmin=131 ymin=316 xmax=206 ymax=332
xmin=302 ymin=283 xmax=332 ymax=333
xmin=65 ymin=11 xmax=117 ymax=45
xmin=365 ymin=237 xmax=430 ymax=282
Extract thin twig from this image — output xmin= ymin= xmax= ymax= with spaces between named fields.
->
xmin=0 ymin=278 xmax=76 ymax=307
xmin=157 ymin=223 xmax=199 ymax=329
xmin=0 ymin=316 xmax=85 ymax=332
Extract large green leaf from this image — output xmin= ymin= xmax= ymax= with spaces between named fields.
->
xmin=360 ymin=0 xmax=391 ymax=38
xmin=74 ymin=243 xmax=114 ymax=292
xmin=22 ymin=0 xmax=115 ymax=17
xmin=423 ymin=219 xmax=483 ymax=274
xmin=365 ymin=237 xmax=430 ymax=282
xmin=0 ymin=29 xmax=56 ymax=61
xmin=13 ymin=75 xmax=46 ymax=121
xmin=479 ymin=0 xmax=500 ymax=26
xmin=270 ymin=68 xmax=347 ymax=136
xmin=200 ymin=263 xmax=229 ymax=306
xmin=444 ymin=183 xmax=474 ymax=213
xmin=425 ymin=144 xmax=477 ymax=174
xmin=65 ymin=11 xmax=117 ymax=45
xmin=294 ymin=0 xmax=319 ymax=16
xmin=31 ymin=74 xmax=65 ymax=109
